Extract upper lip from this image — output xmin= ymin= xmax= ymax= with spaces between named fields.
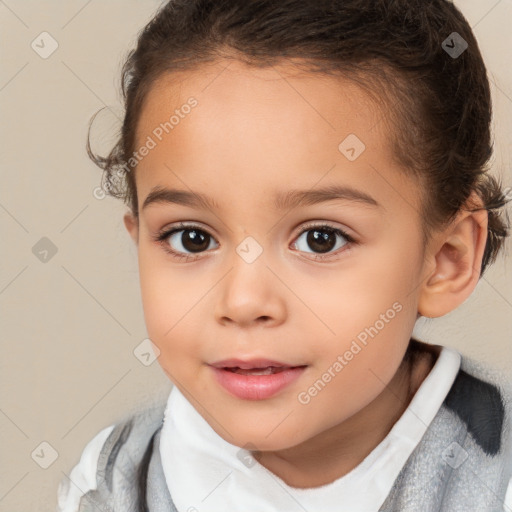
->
xmin=209 ymin=358 xmax=306 ymax=370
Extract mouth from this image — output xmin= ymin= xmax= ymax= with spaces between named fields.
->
xmin=224 ymin=366 xmax=305 ymax=375
xmin=210 ymin=358 xmax=307 ymax=371
xmin=208 ymin=359 xmax=308 ymax=400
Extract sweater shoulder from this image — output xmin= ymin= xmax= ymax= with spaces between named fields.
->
xmin=97 ymin=390 xmax=169 ymax=474
xmin=446 ymin=352 xmax=512 ymax=457
xmin=57 ymin=390 xmax=170 ymax=511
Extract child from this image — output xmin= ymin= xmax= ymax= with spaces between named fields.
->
xmin=57 ymin=0 xmax=512 ymax=510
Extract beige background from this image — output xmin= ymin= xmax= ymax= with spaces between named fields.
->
xmin=0 ymin=1 xmax=511 ymax=510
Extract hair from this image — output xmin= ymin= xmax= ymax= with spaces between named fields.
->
xmin=87 ymin=0 xmax=510 ymax=278
xmin=87 ymin=0 xmax=511 ymax=279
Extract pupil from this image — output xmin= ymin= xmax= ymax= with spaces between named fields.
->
xmin=182 ymin=229 xmax=209 ymax=253
xmin=307 ymin=228 xmax=336 ymax=253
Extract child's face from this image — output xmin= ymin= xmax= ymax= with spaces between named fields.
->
xmin=125 ymin=60 xmax=431 ymax=451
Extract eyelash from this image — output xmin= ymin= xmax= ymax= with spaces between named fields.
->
xmin=152 ymin=221 xmax=357 ymax=262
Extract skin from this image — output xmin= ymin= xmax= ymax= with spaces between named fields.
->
xmin=123 ymin=59 xmax=488 ymax=488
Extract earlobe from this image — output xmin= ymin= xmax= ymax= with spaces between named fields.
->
xmin=417 ymin=198 xmax=488 ymax=318
xmin=123 ymin=212 xmax=139 ymax=245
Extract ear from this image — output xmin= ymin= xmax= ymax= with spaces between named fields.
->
xmin=417 ymin=192 xmax=488 ymax=318
xmin=123 ymin=211 xmax=139 ymax=245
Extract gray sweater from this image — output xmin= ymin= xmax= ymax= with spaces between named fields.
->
xmin=74 ymin=352 xmax=512 ymax=512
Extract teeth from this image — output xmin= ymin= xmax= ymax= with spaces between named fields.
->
xmin=228 ymin=367 xmax=286 ymax=375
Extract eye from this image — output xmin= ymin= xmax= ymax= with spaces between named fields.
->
xmin=153 ymin=223 xmax=218 ymax=261
xmin=291 ymin=222 xmax=355 ymax=260
xmin=153 ymin=221 xmax=356 ymax=262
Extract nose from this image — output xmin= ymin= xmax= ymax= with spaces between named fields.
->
xmin=214 ymin=255 xmax=287 ymax=329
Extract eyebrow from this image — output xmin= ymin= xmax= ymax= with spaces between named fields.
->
xmin=141 ymin=184 xmax=381 ymax=212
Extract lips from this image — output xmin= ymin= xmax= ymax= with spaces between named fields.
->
xmin=208 ymin=358 xmax=308 ymax=399
xmin=210 ymin=358 xmax=303 ymax=370
xmin=210 ymin=364 xmax=307 ymax=400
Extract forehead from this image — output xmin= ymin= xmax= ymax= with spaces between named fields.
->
xmin=133 ymin=59 xmax=421 ymax=216
xmin=135 ymin=60 xmax=383 ymax=148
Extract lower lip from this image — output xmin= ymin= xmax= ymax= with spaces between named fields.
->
xmin=210 ymin=366 xmax=307 ymax=400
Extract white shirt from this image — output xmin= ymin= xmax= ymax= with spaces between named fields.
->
xmin=57 ymin=345 xmax=512 ymax=511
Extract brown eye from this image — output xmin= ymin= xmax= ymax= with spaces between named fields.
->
xmin=155 ymin=223 xmax=219 ymax=260
xmin=292 ymin=224 xmax=354 ymax=258
xmin=166 ymin=227 xmax=216 ymax=254
xmin=307 ymin=228 xmax=337 ymax=253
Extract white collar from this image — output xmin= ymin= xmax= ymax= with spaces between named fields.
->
xmin=160 ymin=345 xmax=461 ymax=512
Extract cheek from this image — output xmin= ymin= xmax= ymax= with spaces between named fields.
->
xmin=137 ymin=251 xmax=205 ymax=360
xmin=296 ymin=244 xmax=420 ymax=412
xmin=301 ymin=310 xmax=412 ymax=432
xmin=298 ymin=246 xmax=418 ymax=347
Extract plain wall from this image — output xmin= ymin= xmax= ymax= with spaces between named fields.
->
xmin=0 ymin=1 xmax=510 ymax=510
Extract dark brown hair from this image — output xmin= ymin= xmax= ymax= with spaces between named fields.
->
xmin=87 ymin=0 xmax=510 ymax=277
